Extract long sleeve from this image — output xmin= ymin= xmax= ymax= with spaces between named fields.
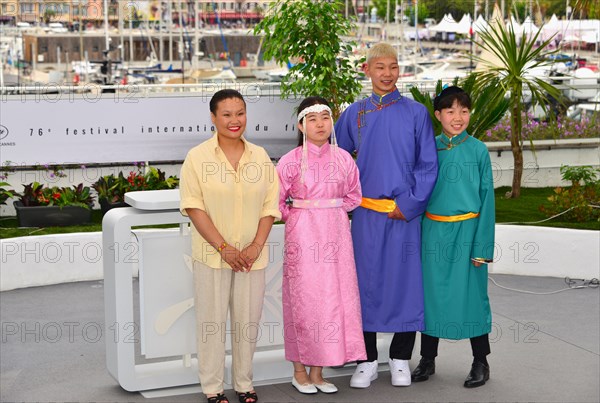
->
xmin=342 ymin=152 xmax=362 ymax=212
xmin=334 ymin=107 xmax=356 ymax=154
xmin=179 ymin=153 xmax=205 ymax=215
xmin=471 ymin=147 xmax=495 ymax=261
xmin=394 ymin=105 xmax=438 ymax=221
xmin=260 ymin=150 xmax=282 ymax=220
xmin=276 ymin=155 xmax=296 ymax=222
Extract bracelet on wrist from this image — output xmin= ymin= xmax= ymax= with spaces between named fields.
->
xmin=216 ymin=242 xmax=228 ymax=253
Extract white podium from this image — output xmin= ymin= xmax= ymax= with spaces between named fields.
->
xmin=102 ymin=189 xmax=391 ymax=393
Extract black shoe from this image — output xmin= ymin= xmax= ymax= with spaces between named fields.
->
xmin=463 ymin=361 xmax=490 ymax=388
xmin=411 ymin=357 xmax=435 ymax=382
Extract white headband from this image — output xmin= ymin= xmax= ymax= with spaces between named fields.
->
xmin=297 ymin=103 xmax=339 ymax=183
xmin=297 ymin=104 xmax=332 ymax=123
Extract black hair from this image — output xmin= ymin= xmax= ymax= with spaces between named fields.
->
xmin=433 ymin=86 xmax=471 ymax=111
xmin=296 ymin=96 xmax=331 ymax=146
xmin=209 ymin=89 xmax=246 ymax=114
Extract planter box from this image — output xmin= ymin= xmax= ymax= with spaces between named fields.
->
xmin=99 ymin=198 xmax=129 ymax=215
xmin=13 ymin=201 xmax=92 ymax=227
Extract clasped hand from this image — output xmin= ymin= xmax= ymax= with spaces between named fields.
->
xmin=220 ymin=243 xmax=261 ymax=272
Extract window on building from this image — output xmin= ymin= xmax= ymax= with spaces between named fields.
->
xmin=20 ymin=3 xmax=34 ymax=14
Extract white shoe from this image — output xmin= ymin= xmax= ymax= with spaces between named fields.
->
xmin=350 ymin=360 xmax=379 ymax=388
xmin=314 ymin=380 xmax=338 ymax=393
xmin=389 ymin=358 xmax=411 ymax=386
xmin=292 ymin=376 xmax=318 ymax=394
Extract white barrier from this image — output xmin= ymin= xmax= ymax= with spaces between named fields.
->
xmin=1 ymin=224 xmax=598 ymax=291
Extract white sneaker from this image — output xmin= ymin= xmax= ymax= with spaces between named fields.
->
xmin=389 ymin=358 xmax=411 ymax=386
xmin=350 ymin=361 xmax=379 ymax=388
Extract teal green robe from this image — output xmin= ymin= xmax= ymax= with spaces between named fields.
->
xmin=421 ymin=131 xmax=495 ymax=340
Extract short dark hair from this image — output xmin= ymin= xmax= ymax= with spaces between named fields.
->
xmin=296 ymin=96 xmax=331 ymax=146
xmin=209 ymin=89 xmax=246 ymax=114
xmin=433 ymin=86 xmax=471 ymax=111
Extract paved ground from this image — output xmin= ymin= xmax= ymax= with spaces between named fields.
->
xmin=1 ymin=274 xmax=598 ymax=403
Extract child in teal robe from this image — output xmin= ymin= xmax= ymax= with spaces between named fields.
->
xmin=411 ymin=86 xmax=495 ymax=389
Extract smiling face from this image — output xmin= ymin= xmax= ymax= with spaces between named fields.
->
xmin=364 ymin=56 xmax=400 ymax=96
xmin=211 ymin=97 xmax=247 ymax=140
xmin=299 ymin=110 xmax=332 ymax=147
xmin=434 ymin=100 xmax=471 ymax=138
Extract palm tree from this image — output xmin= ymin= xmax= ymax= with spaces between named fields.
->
xmin=472 ymin=13 xmax=563 ymax=199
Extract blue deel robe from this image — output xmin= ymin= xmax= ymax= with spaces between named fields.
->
xmin=335 ymin=89 xmax=438 ymax=332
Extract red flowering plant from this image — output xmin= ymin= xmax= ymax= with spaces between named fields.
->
xmin=92 ymin=162 xmax=179 ymax=203
xmin=18 ymin=182 xmax=95 ymax=209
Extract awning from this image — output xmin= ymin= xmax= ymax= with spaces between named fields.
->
xmin=198 ymin=12 xmax=262 ymax=20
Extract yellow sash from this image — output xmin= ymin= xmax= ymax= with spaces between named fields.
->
xmin=360 ymin=197 xmax=397 ymax=213
xmin=425 ymin=211 xmax=480 ymax=222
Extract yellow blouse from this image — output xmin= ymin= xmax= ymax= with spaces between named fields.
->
xmin=180 ymin=134 xmax=281 ymax=269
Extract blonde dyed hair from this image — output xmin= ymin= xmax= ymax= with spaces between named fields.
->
xmin=366 ymin=43 xmax=398 ymax=63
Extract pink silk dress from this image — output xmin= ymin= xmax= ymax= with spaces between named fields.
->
xmin=277 ymin=141 xmax=367 ymax=366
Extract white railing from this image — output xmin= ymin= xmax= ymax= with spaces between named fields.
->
xmin=1 ymin=80 xmax=598 ymax=97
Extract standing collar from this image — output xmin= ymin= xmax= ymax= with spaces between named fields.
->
xmin=439 ymin=130 xmax=469 ymax=149
xmin=306 ymin=140 xmax=330 ymax=155
xmin=371 ymin=88 xmax=401 ymax=105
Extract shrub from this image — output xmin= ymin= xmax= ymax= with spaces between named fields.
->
xmin=92 ymin=164 xmax=179 ymax=203
xmin=540 ymin=165 xmax=600 ymax=222
xmin=18 ymin=182 xmax=95 ymax=209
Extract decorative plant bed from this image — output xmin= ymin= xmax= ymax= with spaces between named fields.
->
xmin=13 ymin=201 xmax=92 ymax=227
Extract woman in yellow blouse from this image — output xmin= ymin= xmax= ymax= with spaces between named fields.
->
xmin=180 ymin=89 xmax=281 ymax=403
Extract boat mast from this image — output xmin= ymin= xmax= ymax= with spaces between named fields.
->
xmin=103 ymin=0 xmax=111 ymax=84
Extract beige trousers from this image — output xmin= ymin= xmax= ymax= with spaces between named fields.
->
xmin=193 ymin=261 xmax=265 ymax=394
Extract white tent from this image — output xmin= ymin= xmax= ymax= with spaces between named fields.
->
xmin=430 ymin=13 xmax=459 ymax=32
xmin=540 ymin=14 xmax=561 ymax=41
xmin=473 ymin=15 xmax=489 ymax=33
xmin=581 ymin=31 xmax=599 ymax=44
xmin=540 ymin=17 xmax=600 ymax=43
xmin=547 ymin=14 xmax=560 ymax=29
xmin=456 ymin=13 xmax=473 ymax=35
xmin=508 ymin=16 xmax=522 ymax=34
xmin=521 ymin=16 xmax=539 ymax=35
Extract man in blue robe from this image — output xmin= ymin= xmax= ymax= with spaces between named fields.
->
xmin=335 ymin=43 xmax=438 ymax=388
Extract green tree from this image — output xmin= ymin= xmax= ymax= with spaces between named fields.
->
xmin=472 ymin=17 xmax=563 ymax=198
xmin=371 ymin=0 xmax=396 ymax=22
xmin=43 ymin=9 xmax=57 ymax=24
xmin=404 ymin=1 xmax=429 ymax=25
xmin=253 ymin=0 xmax=363 ymax=118
xmin=574 ymin=0 xmax=600 ymax=18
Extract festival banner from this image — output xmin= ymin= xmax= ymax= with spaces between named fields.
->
xmin=1 ymin=89 xmax=300 ymax=166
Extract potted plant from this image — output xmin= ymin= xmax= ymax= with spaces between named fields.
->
xmin=13 ymin=182 xmax=95 ymax=227
xmin=1 ymin=181 xmax=16 ymax=206
xmin=92 ymin=172 xmax=130 ymax=214
xmin=92 ymin=165 xmax=179 ymax=214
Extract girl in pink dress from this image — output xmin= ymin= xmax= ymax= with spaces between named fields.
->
xmin=277 ymin=97 xmax=366 ymax=394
